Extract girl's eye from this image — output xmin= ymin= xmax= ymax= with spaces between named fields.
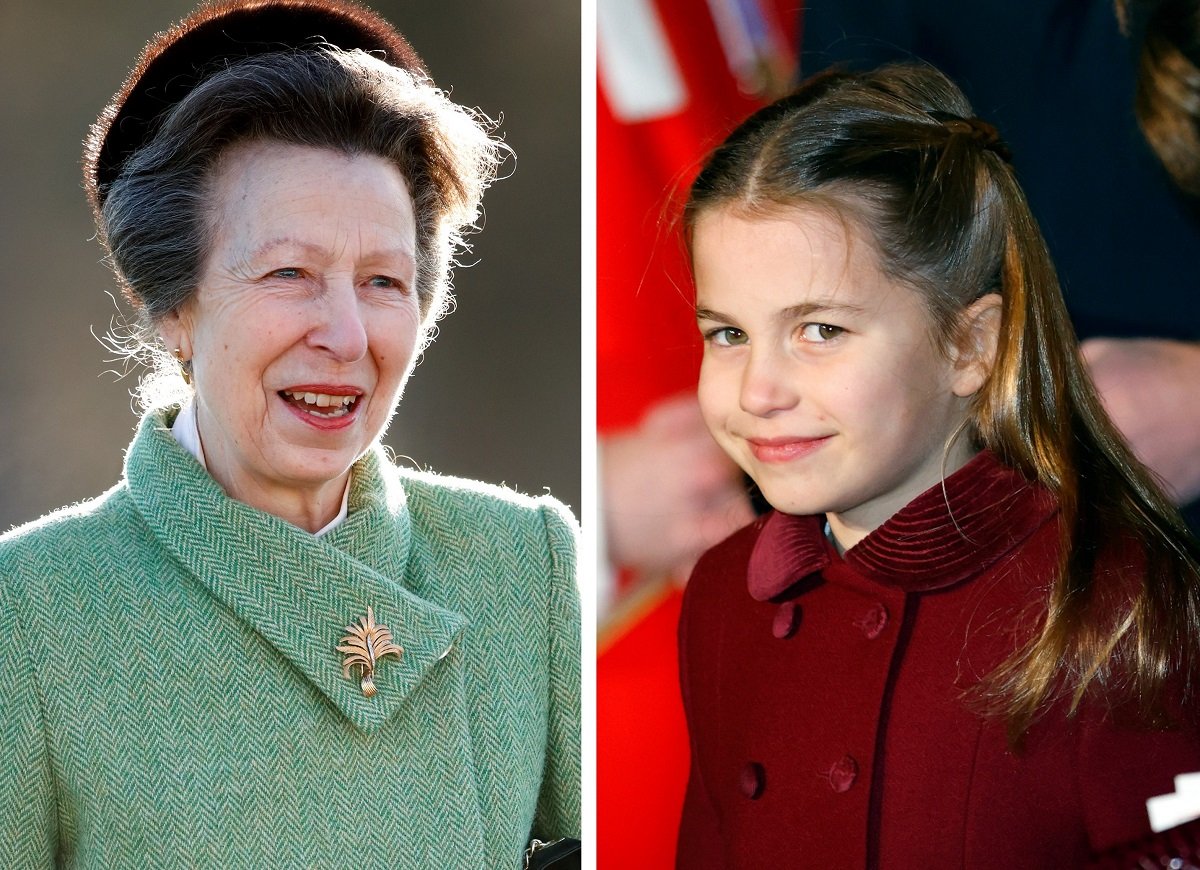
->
xmin=706 ymin=326 xmax=748 ymax=347
xmin=799 ymin=322 xmax=843 ymax=343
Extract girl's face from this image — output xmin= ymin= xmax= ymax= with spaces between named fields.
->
xmin=693 ymin=205 xmax=991 ymax=548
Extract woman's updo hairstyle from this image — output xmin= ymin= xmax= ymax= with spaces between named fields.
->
xmin=85 ymin=0 xmax=505 ymax=344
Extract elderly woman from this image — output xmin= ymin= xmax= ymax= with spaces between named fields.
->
xmin=0 ymin=1 xmax=579 ymax=867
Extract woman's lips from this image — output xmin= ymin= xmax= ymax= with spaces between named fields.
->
xmin=746 ymin=435 xmax=833 ymax=463
xmin=278 ymin=384 xmax=364 ymax=430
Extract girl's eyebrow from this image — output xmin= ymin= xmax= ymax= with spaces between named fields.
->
xmin=779 ymin=300 xmax=867 ymax=319
xmin=695 ymin=306 xmax=729 ymax=321
xmin=695 ymin=300 xmax=867 ymax=322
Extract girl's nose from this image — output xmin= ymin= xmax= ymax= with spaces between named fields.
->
xmin=739 ymin=349 xmax=799 ymax=417
xmin=308 ymin=279 xmax=369 ymax=362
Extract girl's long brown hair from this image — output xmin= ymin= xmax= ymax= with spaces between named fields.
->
xmin=686 ymin=63 xmax=1200 ymax=741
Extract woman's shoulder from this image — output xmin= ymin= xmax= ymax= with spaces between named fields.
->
xmin=0 ymin=481 xmax=140 ymax=618
xmin=386 ymin=459 xmax=577 ymax=535
xmin=379 ymin=462 xmax=579 ymax=610
xmin=0 ymin=481 xmax=134 ymax=566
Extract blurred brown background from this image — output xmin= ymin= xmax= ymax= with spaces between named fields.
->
xmin=0 ymin=0 xmax=580 ymax=530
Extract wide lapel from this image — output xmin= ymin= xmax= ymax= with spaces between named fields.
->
xmin=124 ymin=413 xmax=467 ymax=734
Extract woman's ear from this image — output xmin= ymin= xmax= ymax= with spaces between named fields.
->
xmin=950 ymin=293 xmax=1002 ymax=398
xmin=157 ymin=307 xmax=193 ymax=363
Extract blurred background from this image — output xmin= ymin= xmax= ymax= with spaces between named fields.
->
xmin=0 ymin=0 xmax=580 ymax=531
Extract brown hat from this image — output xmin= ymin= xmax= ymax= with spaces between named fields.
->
xmin=83 ymin=0 xmax=425 ymax=218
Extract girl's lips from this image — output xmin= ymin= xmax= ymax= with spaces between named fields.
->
xmin=747 ymin=435 xmax=832 ymax=463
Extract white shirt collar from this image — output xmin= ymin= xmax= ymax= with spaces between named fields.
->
xmin=170 ymin=399 xmax=350 ymax=537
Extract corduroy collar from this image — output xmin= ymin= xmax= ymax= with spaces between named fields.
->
xmin=747 ymin=450 xmax=1058 ymax=602
xmin=123 ymin=410 xmax=468 ymax=734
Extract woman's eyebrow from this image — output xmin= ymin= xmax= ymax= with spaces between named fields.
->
xmin=248 ymin=237 xmax=326 ymax=260
xmin=248 ymin=237 xmax=415 ymax=263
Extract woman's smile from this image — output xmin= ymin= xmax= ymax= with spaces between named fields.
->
xmin=278 ymin=386 xmax=364 ymax=428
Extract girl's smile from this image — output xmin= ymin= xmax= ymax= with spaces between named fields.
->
xmin=693 ymin=205 xmax=994 ymax=550
xmin=746 ymin=435 xmax=834 ymax=463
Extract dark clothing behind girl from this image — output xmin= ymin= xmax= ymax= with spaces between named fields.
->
xmin=800 ymin=0 xmax=1200 ymax=530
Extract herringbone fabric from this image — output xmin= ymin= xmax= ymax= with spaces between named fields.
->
xmin=0 ymin=411 xmax=580 ymax=868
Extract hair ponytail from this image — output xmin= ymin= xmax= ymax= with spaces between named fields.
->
xmin=977 ymin=165 xmax=1200 ymax=737
xmin=687 ymin=62 xmax=1200 ymax=741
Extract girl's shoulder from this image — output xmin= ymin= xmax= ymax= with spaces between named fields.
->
xmin=684 ymin=513 xmax=773 ymax=612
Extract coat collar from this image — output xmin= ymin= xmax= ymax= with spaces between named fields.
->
xmin=124 ymin=410 xmax=468 ymax=734
xmin=747 ymin=450 xmax=1058 ymax=601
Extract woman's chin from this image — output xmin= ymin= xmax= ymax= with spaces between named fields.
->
xmin=259 ymin=408 xmax=374 ymax=491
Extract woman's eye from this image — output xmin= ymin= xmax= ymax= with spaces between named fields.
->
xmin=367 ymin=275 xmax=403 ymax=290
xmin=706 ymin=326 xmax=748 ymax=347
xmin=799 ymin=322 xmax=843 ymax=343
xmin=272 ymin=268 xmax=303 ymax=280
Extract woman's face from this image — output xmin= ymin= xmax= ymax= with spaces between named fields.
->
xmin=162 ymin=140 xmax=421 ymax=519
xmin=693 ymin=205 xmax=990 ymax=548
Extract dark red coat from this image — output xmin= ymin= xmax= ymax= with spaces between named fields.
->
xmin=677 ymin=451 xmax=1200 ymax=868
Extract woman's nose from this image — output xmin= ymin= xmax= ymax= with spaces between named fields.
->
xmin=739 ymin=349 xmax=799 ymax=417
xmin=308 ymin=280 xmax=369 ymax=362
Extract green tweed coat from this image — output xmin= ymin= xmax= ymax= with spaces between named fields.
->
xmin=0 ymin=411 xmax=580 ymax=868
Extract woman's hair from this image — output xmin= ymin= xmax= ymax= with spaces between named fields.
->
xmin=685 ymin=63 xmax=1200 ymax=740
xmin=97 ymin=46 xmax=505 ymax=363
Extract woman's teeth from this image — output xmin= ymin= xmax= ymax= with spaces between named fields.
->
xmin=282 ymin=390 xmax=357 ymax=417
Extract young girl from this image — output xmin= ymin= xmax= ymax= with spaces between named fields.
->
xmin=676 ymin=63 xmax=1200 ymax=868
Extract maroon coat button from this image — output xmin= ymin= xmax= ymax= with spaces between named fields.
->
xmin=740 ymin=762 xmax=766 ymax=799
xmin=855 ymin=603 xmax=889 ymax=639
xmin=827 ymin=755 xmax=858 ymax=793
xmin=772 ymin=601 xmax=801 ymax=639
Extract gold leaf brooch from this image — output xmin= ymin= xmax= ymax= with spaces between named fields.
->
xmin=337 ymin=606 xmax=402 ymax=697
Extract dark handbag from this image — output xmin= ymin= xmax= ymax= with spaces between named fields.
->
xmin=524 ymin=837 xmax=581 ymax=869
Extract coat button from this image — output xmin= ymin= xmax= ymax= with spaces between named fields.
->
xmin=740 ymin=762 xmax=766 ymax=799
xmin=827 ymin=755 xmax=858 ymax=793
xmin=856 ymin=603 xmax=889 ymax=639
xmin=772 ymin=601 xmax=801 ymax=639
